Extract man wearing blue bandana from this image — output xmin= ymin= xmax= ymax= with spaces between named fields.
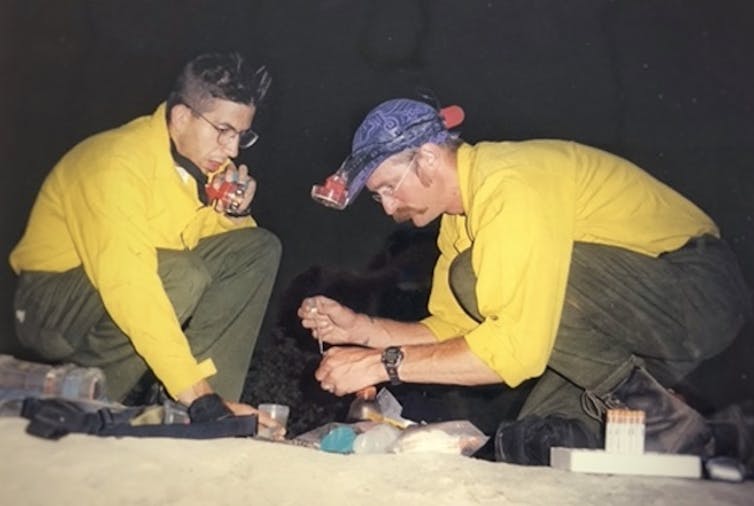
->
xmin=300 ymin=97 xmax=752 ymax=466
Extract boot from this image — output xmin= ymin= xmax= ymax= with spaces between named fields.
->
xmin=494 ymin=415 xmax=601 ymax=465
xmin=707 ymin=401 xmax=754 ymax=475
xmin=605 ymin=366 xmax=713 ymax=456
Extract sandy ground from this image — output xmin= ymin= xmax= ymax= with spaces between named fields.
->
xmin=0 ymin=417 xmax=751 ymax=506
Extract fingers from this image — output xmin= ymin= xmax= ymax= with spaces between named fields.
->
xmin=216 ymin=163 xmax=255 ymax=214
xmin=255 ymin=409 xmax=274 ymax=426
xmin=314 ymin=360 xmax=336 ymax=395
xmin=300 ymin=295 xmax=331 ymax=312
xmin=356 ymin=386 xmax=377 ymax=400
xmin=317 ymin=383 xmax=337 ymax=396
xmin=221 ymin=401 xmax=287 ymax=439
xmin=225 ymin=400 xmax=255 ymax=416
xmin=255 ymin=410 xmax=287 ymax=437
xmin=314 ymin=346 xmax=381 ymax=397
xmin=318 ymin=380 xmax=344 ymax=396
xmin=223 ymin=164 xmax=237 ymax=182
xmin=309 ymin=316 xmax=333 ymax=341
xmin=237 ymin=163 xmax=249 ymax=179
xmin=299 ymin=296 xmax=341 ymax=354
xmin=298 ymin=296 xmax=334 ymax=325
xmin=236 ymin=164 xmax=256 ymax=206
xmin=227 ymin=401 xmax=287 ymax=439
xmin=314 ymin=350 xmax=346 ymax=396
xmin=245 ymin=176 xmax=256 ymax=196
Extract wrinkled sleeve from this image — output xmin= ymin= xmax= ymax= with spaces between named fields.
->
xmin=64 ymin=154 xmax=215 ymax=398
xmin=463 ymin=174 xmax=574 ymax=387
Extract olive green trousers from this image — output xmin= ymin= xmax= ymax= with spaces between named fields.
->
xmin=13 ymin=227 xmax=281 ymax=402
xmin=449 ymin=237 xmax=751 ymax=434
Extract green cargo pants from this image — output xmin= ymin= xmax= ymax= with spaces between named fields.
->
xmin=449 ymin=236 xmax=752 ymax=436
xmin=12 ymin=227 xmax=281 ymax=402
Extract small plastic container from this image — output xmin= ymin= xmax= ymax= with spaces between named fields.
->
xmin=257 ymin=403 xmax=290 ymax=439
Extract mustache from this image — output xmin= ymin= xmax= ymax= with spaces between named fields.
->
xmin=392 ymin=205 xmax=427 ymax=223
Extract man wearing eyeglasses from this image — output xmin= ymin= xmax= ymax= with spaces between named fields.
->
xmin=9 ymin=53 xmax=282 ymax=428
xmin=300 ymin=98 xmax=752 ymax=465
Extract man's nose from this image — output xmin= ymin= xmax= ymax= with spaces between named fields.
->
xmin=381 ymin=196 xmax=399 ymax=215
xmin=222 ymin=137 xmax=240 ymax=158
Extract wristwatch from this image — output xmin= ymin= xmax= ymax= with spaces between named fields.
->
xmin=381 ymin=346 xmax=404 ymax=386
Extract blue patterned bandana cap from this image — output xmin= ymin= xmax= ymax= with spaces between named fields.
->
xmin=339 ymin=99 xmax=462 ymax=204
xmin=310 ymin=98 xmax=464 ymax=209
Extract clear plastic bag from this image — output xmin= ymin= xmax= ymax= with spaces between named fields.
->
xmin=293 ymin=388 xmax=489 ymax=456
xmin=391 ymin=420 xmax=489 ymax=457
xmin=353 ymin=423 xmax=402 ymax=454
xmin=0 ymin=354 xmax=107 ymax=403
xmin=294 ymin=421 xmax=377 ymax=453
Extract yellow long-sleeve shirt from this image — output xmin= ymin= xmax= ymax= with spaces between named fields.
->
xmin=421 ymin=140 xmax=718 ymax=387
xmin=9 ymin=104 xmax=256 ymax=397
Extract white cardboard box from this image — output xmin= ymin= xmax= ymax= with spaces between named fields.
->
xmin=550 ymin=447 xmax=701 ymax=479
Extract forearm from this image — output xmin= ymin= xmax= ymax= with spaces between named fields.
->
xmin=176 ymin=378 xmax=214 ymax=406
xmin=355 ymin=315 xmax=438 ymax=348
xmin=399 ymin=337 xmax=503 ymax=386
xmin=315 ymin=335 xmax=504 ymax=396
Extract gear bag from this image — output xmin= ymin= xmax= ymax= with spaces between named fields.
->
xmin=19 ymin=393 xmax=256 ymax=440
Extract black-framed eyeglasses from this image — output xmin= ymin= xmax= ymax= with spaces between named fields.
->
xmin=188 ymin=105 xmax=259 ymax=149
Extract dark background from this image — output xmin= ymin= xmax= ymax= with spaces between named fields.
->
xmin=2 ymin=0 xmax=753 ymax=432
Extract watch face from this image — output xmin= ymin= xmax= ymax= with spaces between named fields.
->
xmin=382 ymin=346 xmax=403 ymax=386
xmin=383 ymin=346 xmax=403 ymax=365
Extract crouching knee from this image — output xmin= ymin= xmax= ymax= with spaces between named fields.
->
xmin=230 ymin=227 xmax=282 ymax=273
xmin=157 ymin=250 xmax=213 ymax=319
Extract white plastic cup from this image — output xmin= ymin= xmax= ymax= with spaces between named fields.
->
xmin=257 ymin=403 xmax=290 ymax=439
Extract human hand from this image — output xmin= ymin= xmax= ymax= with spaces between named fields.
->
xmin=314 ymin=346 xmax=385 ymax=396
xmin=297 ymin=295 xmax=366 ymax=348
xmin=208 ymin=162 xmax=257 ymax=216
xmin=226 ymin=400 xmax=286 ymax=440
xmin=177 ymin=380 xmax=286 ymax=438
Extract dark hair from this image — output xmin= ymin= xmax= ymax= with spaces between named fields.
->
xmin=166 ymin=52 xmax=271 ymax=114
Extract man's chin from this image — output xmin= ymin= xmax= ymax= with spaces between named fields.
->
xmin=205 ymin=160 xmax=223 ymax=173
xmin=410 ymin=215 xmax=432 ymax=227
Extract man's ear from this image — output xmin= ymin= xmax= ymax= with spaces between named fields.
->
xmin=415 ymin=143 xmax=440 ymax=187
xmin=169 ymin=103 xmax=192 ymax=131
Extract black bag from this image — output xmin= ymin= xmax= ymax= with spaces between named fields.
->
xmin=20 ymin=394 xmax=257 ymax=440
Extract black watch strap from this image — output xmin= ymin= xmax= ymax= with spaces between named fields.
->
xmin=381 ymin=346 xmax=404 ymax=386
xmin=224 ymin=206 xmax=253 ymax=218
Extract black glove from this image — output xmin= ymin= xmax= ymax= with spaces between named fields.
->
xmin=188 ymin=393 xmax=234 ymax=423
